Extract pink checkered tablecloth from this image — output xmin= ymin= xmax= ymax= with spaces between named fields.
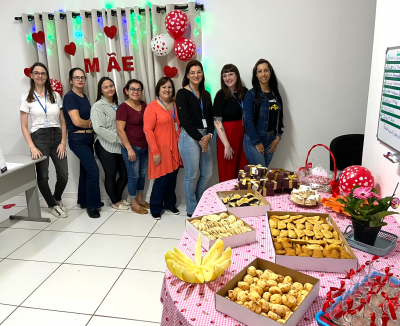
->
xmin=160 ymin=180 xmax=400 ymax=326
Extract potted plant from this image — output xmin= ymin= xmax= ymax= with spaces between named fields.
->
xmin=337 ymin=186 xmax=398 ymax=246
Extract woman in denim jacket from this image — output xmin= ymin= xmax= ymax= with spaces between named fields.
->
xmin=243 ymin=59 xmax=284 ymax=167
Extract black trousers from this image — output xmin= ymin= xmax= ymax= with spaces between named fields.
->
xmin=150 ymin=168 xmax=179 ymax=214
xmin=31 ymin=127 xmax=68 ymax=207
xmin=94 ymin=140 xmax=128 ymax=204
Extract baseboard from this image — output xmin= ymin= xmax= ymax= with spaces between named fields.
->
xmin=62 ymin=192 xmax=187 ymax=204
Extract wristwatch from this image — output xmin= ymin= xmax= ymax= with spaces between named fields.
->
xmin=208 ymin=133 xmax=213 ymax=139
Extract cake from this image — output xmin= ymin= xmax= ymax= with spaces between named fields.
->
xmin=290 ymin=185 xmax=321 ymax=206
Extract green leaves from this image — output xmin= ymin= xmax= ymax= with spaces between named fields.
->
xmin=338 ymin=187 xmax=398 ymax=226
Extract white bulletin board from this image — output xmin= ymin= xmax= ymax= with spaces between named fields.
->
xmin=377 ymin=46 xmax=400 ymax=152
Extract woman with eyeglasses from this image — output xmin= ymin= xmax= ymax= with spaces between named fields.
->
xmin=243 ymin=59 xmax=284 ymax=167
xmin=116 ymin=79 xmax=149 ymax=214
xmin=20 ymin=62 xmax=68 ymax=218
xmin=214 ymin=64 xmax=248 ymax=182
xmin=63 ymin=68 xmax=102 ymax=218
xmin=91 ymin=77 xmax=128 ymax=211
xmin=176 ymin=60 xmax=214 ymax=217
xmin=143 ymin=77 xmax=181 ymax=220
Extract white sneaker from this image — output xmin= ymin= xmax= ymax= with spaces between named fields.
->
xmin=55 ymin=200 xmax=67 ymax=212
xmin=51 ymin=205 xmax=68 ymax=218
xmin=121 ymin=200 xmax=130 ymax=206
xmin=112 ymin=203 xmax=130 ymax=210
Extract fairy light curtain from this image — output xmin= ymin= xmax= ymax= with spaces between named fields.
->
xmin=20 ymin=3 xmax=202 ymax=104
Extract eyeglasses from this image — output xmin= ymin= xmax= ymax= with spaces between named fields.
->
xmin=102 ymin=85 xmax=115 ymax=90
xmin=32 ymin=72 xmax=47 ymax=77
xmin=72 ymin=76 xmax=86 ymax=81
xmin=222 ymin=72 xmax=235 ymax=79
xmin=129 ymin=87 xmax=142 ymax=93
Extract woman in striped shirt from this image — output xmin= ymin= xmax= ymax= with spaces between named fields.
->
xmin=91 ymin=77 xmax=129 ymax=210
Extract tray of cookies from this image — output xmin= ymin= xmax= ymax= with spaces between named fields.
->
xmin=216 ymin=257 xmax=320 ymax=326
xmin=266 ymin=211 xmax=358 ymax=273
xmin=217 ymin=190 xmax=271 ymax=217
xmin=186 ymin=211 xmax=257 ymax=250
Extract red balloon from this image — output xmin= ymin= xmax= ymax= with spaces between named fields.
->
xmin=165 ymin=10 xmax=189 ymax=39
xmin=174 ymin=37 xmax=196 ymax=61
xmin=339 ymin=165 xmax=374 ymax=193
xmin=50 ymin=78 xmax=63 ymax=97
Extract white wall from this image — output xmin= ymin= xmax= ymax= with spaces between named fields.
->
xmin=362 ymin=0 xmax=400 ymax=217
xmin=0 ymin=0 xmax=376 ymax=202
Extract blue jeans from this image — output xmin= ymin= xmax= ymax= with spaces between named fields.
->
xmin=121 ymin=145 xmax=148 ymax=198
xmin=68 ymin=132 xmax=102 ymax=210
xmin=243 ymin=131 xmax=276 ymax=167
xmin=178 ymin=128 xmax=213 ymax=215
xmin=150 ymin=168 xmax=179 ymax=214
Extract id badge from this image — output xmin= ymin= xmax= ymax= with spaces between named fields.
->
xmin=44 ymin=118 xmax=50 ymax=127
xmin=174 ymin=122 xmax=178 ymax=131
xmin=202 ymin=119 xmax=207 ymax=128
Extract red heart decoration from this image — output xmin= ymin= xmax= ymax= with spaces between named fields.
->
xmin=32 ymin=31 xmax=45 ymax=44
xmin=64 ymin=42 xmax=76 ymax=56
xmin=104 ymin=25 xmax=117 ymax=39
xmin=164 ymin=66 xmax=178 ymax=78
xmin=24 ymin=67 xmax=32 ymax=78
xmin=3 ymin=204 xmax=16 ymax=209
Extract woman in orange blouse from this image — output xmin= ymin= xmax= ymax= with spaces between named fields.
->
xmin=143 ymin=77 xmax=181 ymax=220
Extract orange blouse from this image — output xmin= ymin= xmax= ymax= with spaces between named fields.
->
xmin=143 ymin=100 xmax=181 ymax=179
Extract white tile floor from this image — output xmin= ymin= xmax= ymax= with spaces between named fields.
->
xmin=0 ymin=195 xmax=187 ymax=325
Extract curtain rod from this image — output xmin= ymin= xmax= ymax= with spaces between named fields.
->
xmin=14 ymin=4 xmax=204 ymax=22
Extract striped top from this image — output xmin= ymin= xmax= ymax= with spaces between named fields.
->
xmin=91 ymin=97 xmax=122 ymax=154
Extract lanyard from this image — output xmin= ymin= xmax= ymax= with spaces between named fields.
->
xmin=158 ymin=99 xmax=176 ymax=121
xmin=109 ymin=103 xmax=118 ymax=111
xmin=188 ymin=84 xmax=203 ymax=114
xmin=230 ymin=90 xmax=243 ymax=108
xmin=34 ymin=90 xmax=47 ymax=116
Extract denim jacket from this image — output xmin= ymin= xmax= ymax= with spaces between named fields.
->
xmin=243 ymin=88 xmax=283 ymax=146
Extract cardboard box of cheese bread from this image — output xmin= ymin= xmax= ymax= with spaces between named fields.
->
xmin=266 ymin=211 xmax=358 ymax=273
xmin=215 ymin=257 xmax=320 ymax=326
xmin=185 ymin=211 xmax=257 ymax=250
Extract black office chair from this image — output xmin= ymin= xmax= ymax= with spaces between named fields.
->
xmin=329 ymin=134 xmax=364 ymax=172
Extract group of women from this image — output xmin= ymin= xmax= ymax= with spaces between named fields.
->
xmin=20 ymin=58 xmax=284 ymax=219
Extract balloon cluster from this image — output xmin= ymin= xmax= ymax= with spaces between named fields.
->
xmin=150 ymin=10 xmax=196 ymax=61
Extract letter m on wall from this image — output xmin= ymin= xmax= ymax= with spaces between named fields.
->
xmin=84 ymin=58 xmax=100 ymax=73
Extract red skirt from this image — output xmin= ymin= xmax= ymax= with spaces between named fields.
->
xmin=216 ymin=120 xmax=248 ymax=183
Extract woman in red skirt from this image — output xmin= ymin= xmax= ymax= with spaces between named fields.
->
xmin=213 ymin=64 xmax=248 ymax=182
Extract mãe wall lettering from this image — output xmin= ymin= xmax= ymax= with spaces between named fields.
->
xmin=84 ymin=53 xmax=134 ymax=73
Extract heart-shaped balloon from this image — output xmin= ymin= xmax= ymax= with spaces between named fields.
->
xmin=151 ymin=33 xmax=174 ymax=56
xmin=32 ymin=31 xmax=45 ymax=44
xmin=165 ymin=10 xmax=188 ymax=39
xmin=104 ymin=25 xmax=117 ymax=39
xmin=64 ymin=42 xmax=76 ymax=56
xmin=164 ymin=66 xmax=178 ymax=78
